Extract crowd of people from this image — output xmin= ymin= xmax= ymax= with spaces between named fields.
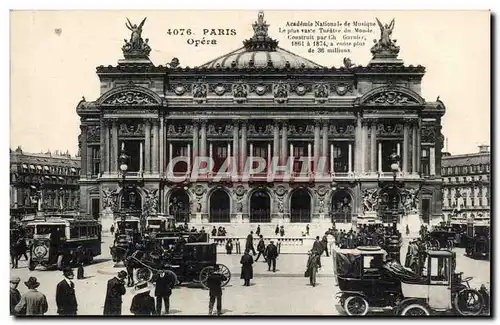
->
xmin=211 ymin=226 xmax=227 ymax=237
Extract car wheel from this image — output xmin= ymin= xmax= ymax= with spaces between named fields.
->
xmin=344 ymin=295 xmax=369 ymax=316
xmin=400 ymin=303 xmax=430 ymax=316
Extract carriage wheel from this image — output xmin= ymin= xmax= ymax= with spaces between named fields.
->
xmin=217 ymin=264 xmax=231 ymax=287
xmin=199 ymin=266 xmax=214 ymax=289
xmin=454 ymin=288 xmax=484 ymax=316
xmin=400 ymin=303 xmax=430 ymax=316
xmin=136 ymin=267 xmax=153 ymax=282
xmin=343 ymin=295 xmax=369 ymax=316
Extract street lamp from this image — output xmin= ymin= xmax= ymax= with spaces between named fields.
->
xmin=389 ymin=151 xmax=401 ymax=229
xmin=118 ymin=149 xmax=130 ymax=212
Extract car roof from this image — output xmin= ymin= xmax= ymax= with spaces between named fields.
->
xmin=427 ymin=250 xmax=454 ymax=257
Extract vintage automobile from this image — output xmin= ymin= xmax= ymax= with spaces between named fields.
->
xmin=110 ymin=215 xmax=141 ymax=263
xmin=145 ymin=214 xmax=176 ymax=234
xmin=334 ymin=246 xmax=488 ymax=316
xmin=422 ymin=224 xmax=456 ymax=250
xmin=27 ymin=216 xmax=102 ymax=270
xmin=463 ymin=216 xmax=490 ymax=259
xmin=133 ymin=242 xmax=231 ymax=289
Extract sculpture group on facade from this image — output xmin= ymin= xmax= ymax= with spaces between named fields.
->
xmin=143 ymin=188 xmax=159 ymax=215
xmin=102 ymin=188 xmax=119 ymax=211
xmin=122 ymin=17 xmax=151 ymax=58
xmin=371 ymin=18 xmax=400 ymax=57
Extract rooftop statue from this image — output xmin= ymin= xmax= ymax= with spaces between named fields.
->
xmin=371 ymin=18 xmax=400 ymax=58
xmin=122 ymin=17 xmax=151 ymax=59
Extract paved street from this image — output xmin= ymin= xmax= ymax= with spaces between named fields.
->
xmin=10 ymin=235 xmax=490 ymax=316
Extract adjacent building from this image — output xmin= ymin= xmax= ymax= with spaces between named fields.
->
xmin=77 ymin=12 xmax=445 ymax=227
xmin=441 ymin=145 xmax=490 ymax=222
xmin=10 ymin=147 xmax=81 ymax=218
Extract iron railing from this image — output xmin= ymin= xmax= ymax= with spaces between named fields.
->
xmin=250 ymin=209 xmax=271 ymax=223
xmin=290 ymin=209 xmax=311 ymax=223
xmin=209 ymin=209 xmax=231 ymax=223
xmin=331 ymin=211 xmax=352 ymax=223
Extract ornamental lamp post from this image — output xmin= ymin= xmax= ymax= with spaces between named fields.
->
xmin=389 ymin=151 xmax=401 ymax=230
xmin=118 ymin=149 xmax=130 ymax=212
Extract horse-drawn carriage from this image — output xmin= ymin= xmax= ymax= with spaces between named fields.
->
xmin=128 ymin=242 xmax=231 ymax=289
xmin=334 ymin=246 xmax=489 ymax=316
xmin=110 ymin=216 xmax=141 ymax=263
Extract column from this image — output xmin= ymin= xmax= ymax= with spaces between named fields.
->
xmin=430 ymin=147 xmax=436 ymax=176
xmin=112 ymin=120 xmax=119 ymax=174
xmin=228 ymin=143 xmax=231 ymax=170
xmin=159 ymin=116 xmax=164 ymax=174
xmin=281 ymin=122 xmax=288 ymax=164
xmin=290 ymin=143 xmax=294 ymax=173
xmin=139 ymin=142 xmax=143 ymax=172
xmin=240 ymin=121 xmax=247 ymax=172
xmin=313 ymin=121 xmax=320 ymax=172
xmin=322 ymin=123 xmax=328 ymax=160
xmin=403 ymin=122 xmax=409 ymax=173
xmin=209 ymin=143 xmax=213 ymax=172
xmin=267 ymin=143 xmax=271 ymax=171
xmin=378 ymin=142 xmax=382 ymax=173
xmin=152 ymin=120 xmax=159 ymax=174
xmin=348 ymin=143 xmax=353 ymax=173
xmin=416 ymin=120 xmax=421 ymax=173
xmin=169 ymin=143 xmax=173 ymax=174
xmin=232 ymin=121 xmax=239 ymax=172
xmin=200 ymin=120 xmax=207 ymax=158
xmin=412 ymin=124 xmax=417 ymax=174
xmin=361 ymin=122 xmax=368 ymax=173
xmin=193 ymin=121 xmax=199 ymax=165
xmin=370 ymin=122 xmax=377 ymax=172
xmin=330 ymin=144 xmax=334 ymax=174
xmin=81 ymin=125 xmax=88 ymax=177
xmin=273 ymin=121 xmax=280 ymax=163
xmin=144 ymin=119 xmax=151 ymax=174
xmin=187 ymin=143 xmax=191 ymax=172
xmin=354 ymin=115 xmax=361 ymax=172
xmin=396 ymin=142 xmax=401 ymax=156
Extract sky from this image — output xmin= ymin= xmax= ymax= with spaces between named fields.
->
xmin=10 ymin=10 xmax=490 ymax=156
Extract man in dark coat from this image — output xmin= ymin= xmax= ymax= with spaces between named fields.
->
xmin=240 ymin=250 xmax=254 ymax=286
xmin=130 ymin=282 xmax=155 ymax=315
xmin=275 ymin=225 xmax=279 ymax=235
xmin=56 ymin=267 xmax=78 ymax=315
xmin=321 ymin=234 xmax=329 ymax=257
xmin=255 ymin=235 xmax=266 ymax=262
xmin=256 ymin=225 xmax=261 ymax=236
xmin=10 ymin=276 xmax=21 ymax=315
xmin=264 ymin=240 xmax=278 ymax=272
xmin=206 ymin=265 xmax=227 ymax=316
xmin=312 ymin=236 xmax=323 ymax=255
xmin=103 ymin=271 xmax=127 ymax=315
xmin=154 ymin=270 xmax=175 ymax=315
xmin=245 ymin=231 xmax=256 ymax=255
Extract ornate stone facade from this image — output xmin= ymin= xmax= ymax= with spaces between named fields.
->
xmin=77 ymin=12 xmax=445 ymax=226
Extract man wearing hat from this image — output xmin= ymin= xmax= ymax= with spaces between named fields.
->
xmin=206 ymin=265 xmax=227 ymax=316
xmin=130 ymin=281 xmax=156 ymax=315
xmin=264 ymin=240 xmax=279 ymax=272
xmin=103 ymin=271 xmax=127 ymax=315
xmin=154 ymin=270 xmax=176 ymax=315
xmin=10 ymin=276 xmax=21 ymax=315
xmin=56 ymin=267 xmax=78 ymax=315
xmin=15 ymin=277 xmax=48 ymax=316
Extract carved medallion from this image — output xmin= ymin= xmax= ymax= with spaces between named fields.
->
xmin=274 ymin=185 xmax=287 ymax=197
xmin=194 ymin=185 xmax=206 ymax=196
xmin=173 ymin=84 xmax=186 ymax=96
xmin=332 ymin=83 xmax=353 ymax=96
xmin=235 ymin=185 xmax=247 ymax=197
xmin=316 ymin=185 xmax=328 ymax=197
xmin=294 ymin=83 xmax=310 ymax=96
xmin=251 ymin=84 xmax=268 ymax=96
xmin=213 ymin=84 xmax=227 ymax=96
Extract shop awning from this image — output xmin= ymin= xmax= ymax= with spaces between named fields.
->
xmin=29 ymin=165 xmax=35 ymax=169
xmin=22 ymin=164 xmax=28 ymax=169
xmin=36 ymin=165 xmax=42 ymax=170
xmin=44 ymin=166 xmax=50 ymax=171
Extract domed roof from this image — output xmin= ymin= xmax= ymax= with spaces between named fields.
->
xmin=199 ymin=11 xmax=323 ymax=70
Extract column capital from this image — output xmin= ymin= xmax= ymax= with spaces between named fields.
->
xmin=281 ymin=121 xmax=288 ymax=128
xmin=239 ymin=119 xmax=248 ymax=127
xmin=362 ymin=117 xmax=378 ymax=125
xmin=314 ymin=119 xmax=322 ymax=127
xmin=233 ymin=120 xmax=241 ymax=128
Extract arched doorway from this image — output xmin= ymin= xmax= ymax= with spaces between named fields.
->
xmin=120 ymin=187 xmax=142 ymax=213
xmin=250 ymin=190 xmax=271 ymax=223
xmin=210 ymin=190 xmax=230 ymax=222
xmin=290 ymin=188 xmax=311 ymax=223
xmin=169 ymin=188 xmax=190 ymax=223
xmin=331 ymin=190 xmax=352 ymax=223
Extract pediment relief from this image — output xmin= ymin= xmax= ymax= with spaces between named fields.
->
xmin=98 ymin=85 xmax=162 ymax=106
xmin=359 ymin=86 xmax=424 ymax=106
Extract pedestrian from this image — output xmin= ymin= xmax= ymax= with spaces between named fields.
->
xmin=406 ymin=224 xmax=410 ymax=236
xmin=15 ymin=277 xmax=48 ymax=316
xmin=240 ymin=249 xmax=254 ymax=286
xmin=103 ymin=270 xmax=127 ymax=316
xmin=154 ymin=270 xmax=175 ymax=315
xmin=76 ymin=246 xmax=85 ymax=280
xmin=312 ymin=236 xmax=323 ymax=255
xmin=211 ymin=226 xmax=217 ymax=237
xmin=245 ymin=231 xmax=257 ymax=255
xmin=17 ymin=238 xmax=29 ymax=262
xmin=10 ymin=276 xmax=21 ymax=315
xmin=226 ymin=238 xmax=234 ymax=254
xmin=235 ymin=238 xmax=241 ymax=254
xmin=10 ymin=239 xmax=19 ymax=269
xmin=265 ymin=240 xmax=279 ymax=272
xmin=130 ymin=281 xmax=156 ymax=315
xmin=110 ymin=224 xmax=115 ymax=236
xmin=321 ymin=234 xmax=329 ymax=257
xmin=206 ymin=265 xmax=227 ymax=316
xmin=256 ymin=225 xmax=261 ymax=236
xmin=275 ymin=225 xmax=279 ymax=236
xmin=255 ymin=235 xmax=266 ymax=262
xmin=305 ymin=251 xmax=321 ymax=287
xmin=306 ymin=224 xmax=310 ymax=236
xmin=280 ymin=225 xmax=285 ymax=237
xmin=56 ymin=267 xmax=78 ymax=316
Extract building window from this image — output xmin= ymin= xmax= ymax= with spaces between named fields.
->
xmin=212 ymin=142 xmax=229 ymax=172
xmin=92 ymin=147 xmax=100 ymax=176
xmin=250 ymin=142 xmax=269 ymax=173
xmin=123 ymin=140 xmax=144 ymax=172
xmin=171 ymin=143 xmax=188 ymax=173
xmin=292 ymin=142 xmax=308 ymax=173
xmin=332 ymin=142 xmax=349 ymax=173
